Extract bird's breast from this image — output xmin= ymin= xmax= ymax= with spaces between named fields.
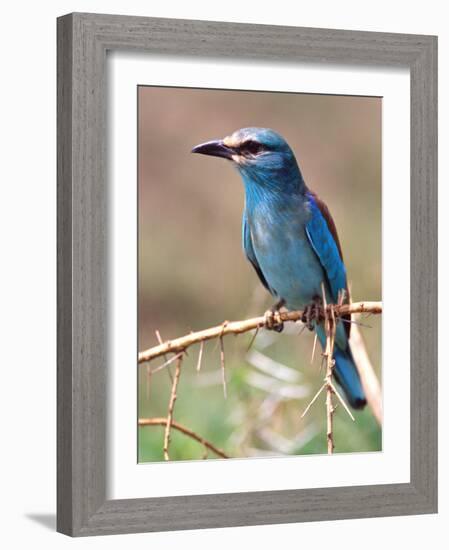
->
xmin=248 ymin=203 xmax=325 ymax=309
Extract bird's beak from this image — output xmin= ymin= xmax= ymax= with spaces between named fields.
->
xmin=191 ymin=139 xmax=234 ymax=160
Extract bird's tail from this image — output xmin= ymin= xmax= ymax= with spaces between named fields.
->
xmin=315 ymin=325 xmax=366 ymax=409
xmin=333 ymin=346 xmax=366 ymax=410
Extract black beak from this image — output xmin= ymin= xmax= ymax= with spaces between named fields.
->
xmin=191 ymin=139 xmax=234 ymax=160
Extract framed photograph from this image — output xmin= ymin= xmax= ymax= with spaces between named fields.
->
xmin=57 ymin=13 xmax=437 ymax=536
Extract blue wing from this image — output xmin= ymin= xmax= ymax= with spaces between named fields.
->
xmin=304 ymin=192 xmax=347 ymax=304
xmin=305 ymin=193 xmax=365 ymax=406
xmin=242 ymin=210 xmax=271 ymax=293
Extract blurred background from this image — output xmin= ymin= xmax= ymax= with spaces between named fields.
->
xmin=138 ymin=86 xmax=381 ymax=461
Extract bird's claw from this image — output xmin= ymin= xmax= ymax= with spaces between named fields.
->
xmin=264 ymin=308 xmax=284 ymax=333
xmin=301 ymin=302 xmax=323 ymax=331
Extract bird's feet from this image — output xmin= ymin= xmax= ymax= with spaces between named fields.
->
xmin=264 ymin=299 xmax=285 ymax=333
xmin=301 ymin=299 xmax=323 ymax=331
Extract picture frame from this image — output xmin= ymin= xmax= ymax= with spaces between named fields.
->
xmin=57 ymin=12 xmax=437 ymax=536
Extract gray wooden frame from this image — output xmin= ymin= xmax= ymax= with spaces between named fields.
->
xmin=57 ymin=12 xmax=438 ymax=537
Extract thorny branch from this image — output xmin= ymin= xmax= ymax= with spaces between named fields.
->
xmin=139 ymin=300 xmax=382 ymax=458
xmin=301 ymin=287 xmax=356 ymax=453
xmin=138 ymin=301 xmax=382 ymax=363
xmin=163 ymin=355 xmax=183 ymax=460
xmin=139 ymin=417 xmax=229 ymax=459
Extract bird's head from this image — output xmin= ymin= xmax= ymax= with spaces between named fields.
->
xmin=192 ymin=127 xmax=304 ymax=194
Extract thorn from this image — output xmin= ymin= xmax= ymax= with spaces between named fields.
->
xmin=319 ymin=353 xmax=326 ymax=373
xmin=340 ymin=317 xmax=372 ymax=329
xmin=219 ymin=336 xmax=227 ymax=399
xmin=246 ymin=326 xmax=259 ymax=352
xmin=151 ymin=352 xmax=184 ymax=374
xmin=155 ymin=329 xmax=163 ymax=346
xmin=301 ymin=383 xmax=326 ymax=418
xmin=213 ymin=321 xmax=229 ymax=351
xmin=321 ymin=282 xmax=328 ymax=310
xmin=311 ymin=333 xmax=318 ymax=365
xmin=155 ymin=329 xmax=173 ymax=383
xmin=329 ymin=381 xmax=355 ymax=421
xmin=196 ymin=340 xmax=204 ymax=372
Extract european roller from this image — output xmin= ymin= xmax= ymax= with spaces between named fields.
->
xmin=192 ymin=127 xmax=366 ymax=409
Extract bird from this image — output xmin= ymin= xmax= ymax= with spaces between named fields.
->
xmin=192 ymin=127 xmax=366 ymax=410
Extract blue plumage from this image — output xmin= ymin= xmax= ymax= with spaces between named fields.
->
xmin=305 ymin=192 xmax=347 ymax=304
xmin=192 ymin=127 xmax=366 ymax=409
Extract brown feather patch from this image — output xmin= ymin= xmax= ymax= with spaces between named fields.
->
xmin=309 ymin=190 xmax=351 ymax=338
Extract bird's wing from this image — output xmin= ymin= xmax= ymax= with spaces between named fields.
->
xmin=305 ymin=191 xmax=351 ymax=337
xmin=242 ymin=210 xmax=271 ymax=292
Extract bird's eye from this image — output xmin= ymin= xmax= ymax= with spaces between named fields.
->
xmin=241 ymin=140 xmax=265 ymax=155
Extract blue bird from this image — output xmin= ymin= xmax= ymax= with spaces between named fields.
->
xmin=192 ymin=127 xmax=366 ymax=409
